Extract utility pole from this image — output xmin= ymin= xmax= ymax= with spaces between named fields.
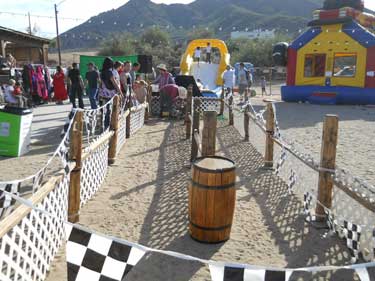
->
xmin=28 ymin=12 xmax=32 ymax=35
xmin=54 ymin=4 xmax=62 ymax=66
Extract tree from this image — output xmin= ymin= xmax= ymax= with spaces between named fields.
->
xmin=98 ymin=33 xmax=136 ymax=56
xmin=140 ymin=27 xmax=170 ymax=48
xmin=187 ymin=28 xmax=215 ymax=41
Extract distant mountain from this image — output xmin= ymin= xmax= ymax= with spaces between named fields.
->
xmin=59 ymin=0 xmax=327 ymax=50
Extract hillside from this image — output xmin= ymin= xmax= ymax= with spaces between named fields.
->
xmin=59 ymin=0 xmax=325 ymax=50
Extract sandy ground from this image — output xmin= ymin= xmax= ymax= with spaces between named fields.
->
xmin=236 ymin=84 xmax=375 ymax=186
xmin=46 ymin=117 xmax=358 ymax=281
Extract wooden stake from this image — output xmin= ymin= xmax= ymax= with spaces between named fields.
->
xmin=219 ymin=86 xmax=225 ymax=116
xmin=126 ymin=97 xmax=133 ymax=139
xmin=68 ymin=111 xmax=83 ymax=223
xmin=244 ymin=105 xmax=250 ymax=142
xmin=316 ymin=115 xmax=339 ymax=221
xmin=229 ymin=95 xmax=234 ymax=126
xmin=202 ymin=111 xmax=217 ymax=157
xmin=185 ymin=85 xmax=193 ymax=139
xmin=191 ymin=98 xmax=201 ymax=162
xmin=108 ymin=95 xmax=120 ymax=165
xmin=264 ymin=103 xmax=275 ymax=168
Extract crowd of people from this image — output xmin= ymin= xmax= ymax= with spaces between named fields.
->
xmin=222 ymin=62 xmax=268 ymax=104
xmin=0 ymin=58 xmax=150 ymax=110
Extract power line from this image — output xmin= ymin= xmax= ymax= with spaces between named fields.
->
xmin=0 ymin=10 xmax=85 ymax=21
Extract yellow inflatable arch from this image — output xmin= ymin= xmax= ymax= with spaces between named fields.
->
xmin=180 ymin=39 xmax=230 ymax=86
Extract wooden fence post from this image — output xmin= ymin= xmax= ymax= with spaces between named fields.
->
xmin=191 ymin=98 xmax=201 ymax=162
xmin=244 ymin=105 xmax=250 ymax=142
xmin=264 ymin=103 xmax=275 ymax=168
xmin=219 ymin=87 xmax=225 ymax=116
xmin=229 ymin=95 xmax=234 ymax=126
xmin=315 ymin=115 xmax=339 ymax=221
xmin=146 ymin=84 xmax=152 ymax=121
xmin=126 ymin=98 xmax=133 ymax=139
xmin=68 ymin=111 xmax=83 ymax=223
xmin=202 ymin=111 xmax=217 ymax=157
xmin=108 ymin=95 xmax=120 ymax=165
xmin=185 ymin=85 xmax=193 ymax=139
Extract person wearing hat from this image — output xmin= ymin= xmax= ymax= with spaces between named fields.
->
xmin=153 ymin=64 xmax=175 ymax=90
xmin=152 ymin=64 xmax=177 ymax=117
xmin=85 ymin=62 xmax=100 ymax=109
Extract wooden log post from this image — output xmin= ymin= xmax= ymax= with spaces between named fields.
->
xmin=264 ymin=103 xmax=275 ymax=168
xmin=191 ymin=98 xmax=201 ymax=162
xmin=145 ymin=84 xmax=152 ymax=121
xmin=244 ymin=104 xmax=250 ymax=142
xmin=315 ymin=115 xmax=339 ymax=221
xmin=108 ymin=95 xmax=120 ymax=165
xmin=229 ymin=95 xmax=234 ymax=126
xmin=202 ymin=111 xmax=217 ymax=157
xmin=219 ymin=86 xmax=225 ymax=116
xmin=126 ymin=97 xmax=133 ymax=139
xmin=68 ymin=111 xmax=83 ymax=223
xmin=185 ymin=85 xmax=193 ymax=139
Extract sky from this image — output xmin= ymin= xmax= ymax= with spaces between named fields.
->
xmin=0 ymin=0 xmax=374 ymax=38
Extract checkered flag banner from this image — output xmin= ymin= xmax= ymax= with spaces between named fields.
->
xmin=57 ymin=144 xmax=71 ymax=175
xmin=343 ymin=220 xmax=362 ymax=263
xmin=325 ymin=209 xmax=339 ymax=235
xmin=65 ymin=224 xmax=146 ymax=281
xmin=275 ymin=148 xmax=287 ymax=176
xmin=0 ymin=182 xmax=20 ymax=220
xmin=287 ymin=169 xmax=297 ymax=193
xmin=209 ymin=265 xmax=292 ymax=281
xmin=303 ymin=192 xmax=315 ymax=222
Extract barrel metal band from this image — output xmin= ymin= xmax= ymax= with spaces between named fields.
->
xmin=189 ymin=220 xmax=232 ymax=231
xmin=190 ymin=180 xmax=235 ymax=190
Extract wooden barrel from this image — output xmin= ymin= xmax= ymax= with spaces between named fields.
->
xmin=189 ymin=156 xmax=236 ymax=243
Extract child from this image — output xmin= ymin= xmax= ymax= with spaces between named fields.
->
xmin=194 ymin=47 xmax=201 ymax=66
xmin=261 ymin=76 xmax=267 ymax=96
xmin=206 ymin=43 xmax=212 ymax=64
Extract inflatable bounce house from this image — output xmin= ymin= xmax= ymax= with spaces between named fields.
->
xmin=273 ymin=0 xmax=375 ymax=104
xmin=180 ymin=39 xmax=230 ymax=96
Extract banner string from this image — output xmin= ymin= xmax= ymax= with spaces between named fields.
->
xmin=1 ymin=187 xmax=375 ymax=273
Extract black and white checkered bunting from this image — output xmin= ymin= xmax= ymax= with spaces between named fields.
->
xmin=0 ymin=182 xmax=20 ymax=220
xmin=58 ymin=145 xmax=71 ymax=175
xmin=65 ymin=224 xmax=146 ymax=281
xmin=303 ymin=192 xmax=316 ymax=222
xmin=287 ymin=169 xmax=297 ymax=193
xmin=209 ymin=265 xmax=292 ymax=281
xmin=275 ymin=148 xmax=287 ymax=176
xmin=325 ymin=209 xmax=339 ymax=235
xmin=343 ymin=220 xmax=362 ymax=263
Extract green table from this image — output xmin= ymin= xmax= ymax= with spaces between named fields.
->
xmin=0 ymin=108 xmax=33 ymax=157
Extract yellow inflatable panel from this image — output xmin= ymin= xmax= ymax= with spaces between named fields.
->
xmin=295 ymin=24 xmax=367 ymax=88
xmin=180 ymin=39 xmax=230 ymax=86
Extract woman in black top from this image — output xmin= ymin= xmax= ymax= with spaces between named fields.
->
xmin=99 ymin=57 xmax=122 ymax=100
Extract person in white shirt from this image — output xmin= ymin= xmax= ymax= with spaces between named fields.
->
xmin=4 ymin=80 xmax=17 ymax=104
xmin=222 ymin=65 xmax=235 ymax=96
xmin=194 ymin=47 xmax=201 ymax=66
xmin=206 ymin=42 xmax=212 ymax=64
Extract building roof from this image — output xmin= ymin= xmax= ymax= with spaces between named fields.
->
xmin=0 ymin=26 xmax=50 ymax=44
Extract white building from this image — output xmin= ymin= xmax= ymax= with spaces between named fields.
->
xmin=231 ymin=29 xmax=276 ymax=40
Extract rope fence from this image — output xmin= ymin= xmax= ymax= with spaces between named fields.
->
xmin=240 ymin=99 xmax=375 ymax=262
xmin=0 ymin=94 xmax=148 ymax=281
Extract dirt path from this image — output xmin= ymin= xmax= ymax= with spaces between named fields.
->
xmin=45 ymin=116 xmax=359 ymax=281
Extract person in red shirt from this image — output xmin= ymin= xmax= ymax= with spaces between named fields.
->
xmin=53 ymin=66 xmax=68 ymax=105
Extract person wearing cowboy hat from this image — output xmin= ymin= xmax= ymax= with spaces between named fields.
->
xmin=153 ymin=64 xmax=175 ymax=90
xmin=152 ymin=64 xmax=177 ymax=117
